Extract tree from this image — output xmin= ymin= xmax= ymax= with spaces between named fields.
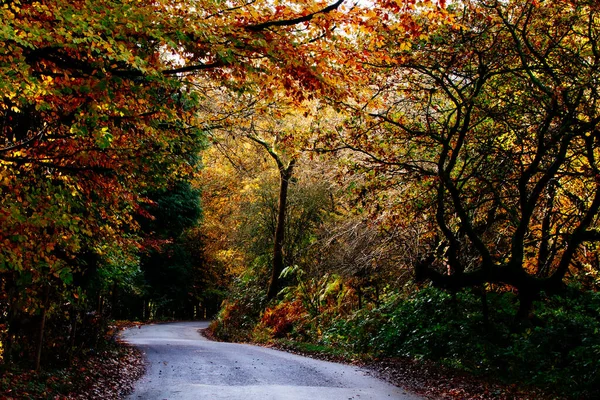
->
xmin=200 ymin=90 xmax=339 ymax=299
xmin=245 ymin=135 xmax=296 ymax=299
xmin=128 ymin=181 xmax=203 ymax=320
xmin=0 ymin=0 xmax=350 ymax=368
xmin=333 ymin=0 xmax=600 ymax=317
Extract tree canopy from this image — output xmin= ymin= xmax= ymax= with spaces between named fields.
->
xmin=0 ymin=0 xmax=352 ymax=369
xmin=2 ymin=1 xmax=600 ymax=397
xmin=333 ymin=0 xmax=600 ymax=315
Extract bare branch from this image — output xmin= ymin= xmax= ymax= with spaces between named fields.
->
xmin=245 ymin=0 xmax=344 ymax=32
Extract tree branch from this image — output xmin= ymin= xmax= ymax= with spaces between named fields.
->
xmin=245 ymin=0 xmax=345 ymax=32
xmin=0 ymin=124 xmax=48 ymax=154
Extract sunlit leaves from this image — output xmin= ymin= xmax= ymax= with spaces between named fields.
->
xmin=329 ymin=0 xmax=600 ymax=299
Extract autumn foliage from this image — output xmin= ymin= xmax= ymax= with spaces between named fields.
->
xmin=209 ymin=0 xmax=600 ymax=398
xmin=2 ymin=0 xmax=600 ymax=398
xmin=0 ymin=0 xmax=351 ymax=371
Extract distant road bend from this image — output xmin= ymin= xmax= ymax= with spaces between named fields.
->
xmin=121 ymin=321 xmax=420 ymax=400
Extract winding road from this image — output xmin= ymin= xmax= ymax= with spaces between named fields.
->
xmin=121 ymin=321 xmax=420 ymax=400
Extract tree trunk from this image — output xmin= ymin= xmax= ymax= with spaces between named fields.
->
xmin=68 ymin=306 xmax=78 ymax=362
xmin=267 ymin=162 xmax=295 ymax=300
xmin=110 ymin=282 xmax=118 ymax=319
xmin=245 ymin=135 xmax=296 ymax=301
xmin=357 ymin=286 xmax=362 ymax=310
xmin=35 ymin=285 xmax=50 ymax=372
xmin=515 ymin=290 xmax=534 ymax=323
xmin=414 ymin=258 xmax=553 ymax=321
xmin=480 ymin=286 xmax=489 ymax=329
xmin=4 ymin=290 xmax=17 ymax=364
xmin=97 ymin=293 xmax=104 ymax=315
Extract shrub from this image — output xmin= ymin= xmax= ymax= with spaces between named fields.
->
xmin=321 ymin=286 xmax=600 ymax=398
xmin=256 ymin=300 xmax=308 ymax=339
xmin=209 ymin=273 xmax=267 ymax=342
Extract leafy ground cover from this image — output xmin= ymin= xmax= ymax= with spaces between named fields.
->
xmin=0 ymin=322 xmax=145 ymax=400
xmin=259 ymin=338 xmax=561 ymax=400
xmin=367 ymin=357 xmax=557 ymax=400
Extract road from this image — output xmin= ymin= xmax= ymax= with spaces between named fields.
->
xmin=121 ymin=321 xmax=420 ymax=400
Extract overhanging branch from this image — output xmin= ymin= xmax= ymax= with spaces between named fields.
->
xmin=245 ymin=0 xmax=345 ymax=32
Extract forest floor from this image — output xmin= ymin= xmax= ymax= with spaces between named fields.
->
xmin=0 ymin=344 xmax=145 ymax=400
xmin=0 ymin=322 xmax=145 ymax=400
xmin=263 ymin=340 xmax=564 ymax=400
xmin=366 ymin=357 xmax=561 ymax=400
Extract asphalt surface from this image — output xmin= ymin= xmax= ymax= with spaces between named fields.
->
xmin=121 ymin=321 xmax=420 ymax=400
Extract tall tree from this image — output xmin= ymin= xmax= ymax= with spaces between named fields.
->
xmin=334 ymin=0 xmax=600 ymax=317
xmin=245 ymin=135 xmax=296 ymax=299
xmin=0 ymin=0 xmax=350 ymax=367
xmin=201 ymin=91 xmax=328 ymax=299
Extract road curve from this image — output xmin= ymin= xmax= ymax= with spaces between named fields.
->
xmin=121 ymin=321 xmax=420 ymax=400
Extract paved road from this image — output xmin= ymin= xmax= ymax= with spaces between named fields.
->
xmin=121 ymin=321 xmax=420 ymax=400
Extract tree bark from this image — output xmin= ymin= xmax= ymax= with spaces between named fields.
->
xmin=246 ymin=134 xmax=296 ymax=300
xmin=357 ymin=286 xmax=363 ymax=310
xmin=68 ymin=306 xmax=78 ymax=362
xmin=34 ymin=285 xmax=50 ymax=372
xmin=267 ymin=162 xmax=295 ymax=300
xmin=414 ymin=258 xmax=560 ymax=320
xmin=480 ymin=286 xmax=489 ymax=328
xmin=514 ymin=289 xmax=537 ymax=328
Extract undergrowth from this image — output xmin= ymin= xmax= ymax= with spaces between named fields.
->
xmin=211 ymin=280 xmax=600 ymax=399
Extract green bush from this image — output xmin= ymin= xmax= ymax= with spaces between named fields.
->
xmin=320 ymin=286 xmax=600 ymax=398
xmin=209 ymin=267 xmax=268 ymax=342
xmin=214 ymin=275 xmax=600 ymax=398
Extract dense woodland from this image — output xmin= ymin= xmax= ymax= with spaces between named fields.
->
xmin=1 ymin=0 xmax=600 ymax=398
